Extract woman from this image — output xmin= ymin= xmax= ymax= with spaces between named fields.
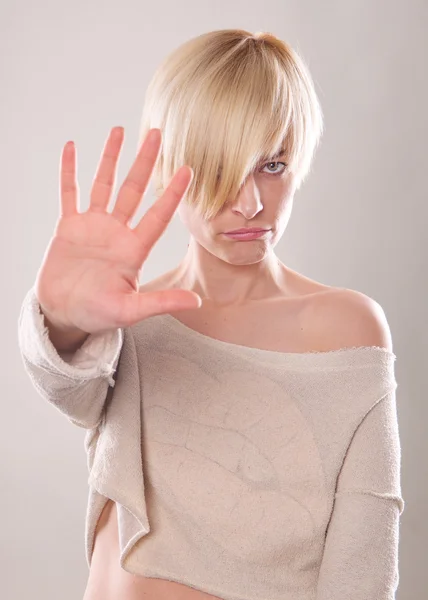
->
xmin=18 ymin=29 xmax=404 ymax=600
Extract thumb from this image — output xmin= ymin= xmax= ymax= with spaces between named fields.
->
xmin=120 ymin=289 xmax=202 ymax=324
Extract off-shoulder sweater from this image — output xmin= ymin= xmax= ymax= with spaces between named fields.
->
xmin=17 ymin=284 xmax=405 ymax=600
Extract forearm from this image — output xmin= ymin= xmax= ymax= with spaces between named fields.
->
xmin=18 ymin=285 xmax=123 ymax=428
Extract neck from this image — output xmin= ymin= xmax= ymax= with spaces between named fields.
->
xmin=172 ymin=238 xmax=287 ymax=307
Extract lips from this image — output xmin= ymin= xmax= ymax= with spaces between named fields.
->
xmin=225 ymin=228 xmax=269 ymax=234
xmin=223 ymin=229 xmax=270 ymax=240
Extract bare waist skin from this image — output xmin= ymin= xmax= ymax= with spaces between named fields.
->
xmin=82 ymin=499 xmax=223 ymax=600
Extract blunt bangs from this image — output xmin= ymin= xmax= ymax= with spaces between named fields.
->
xmin=138 ymin=29 xmax=324 ymax=220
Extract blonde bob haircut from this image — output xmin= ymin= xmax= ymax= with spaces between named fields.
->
xmin=138 ymin=29 xmax=324 ymax=221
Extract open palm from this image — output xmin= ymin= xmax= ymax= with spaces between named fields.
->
xmin=35 ymin=127 xmax=202 ymax=335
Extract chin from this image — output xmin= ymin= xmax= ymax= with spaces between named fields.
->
xmin=215 ymin=245 xmax=271 ymax=265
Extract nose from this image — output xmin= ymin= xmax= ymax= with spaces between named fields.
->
xmin=229 ymin=173 xmax=263 ymax=219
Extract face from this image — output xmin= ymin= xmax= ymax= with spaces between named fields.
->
xmin=177 ymin=157 xmax=298 ymax=266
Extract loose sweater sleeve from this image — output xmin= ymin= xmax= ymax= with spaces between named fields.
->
xmin=316 ymin=388 xmax=405 ymax=600
xmin=17 ymin=285 xmax=123 ymax=429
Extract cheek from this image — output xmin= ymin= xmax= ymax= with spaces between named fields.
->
xmin=177 ymin=203 xmax=195 ymax=228
xmin=177 ymin=204 xmax=209 ymax=239
xmin=277 ymin=198 xmax=294 ymax=227
xmin=278 ymin=196 xmax=291 ymax=213
xmin=269 ymin=193 xmax=293 ymax=230
xmin=268 ymin=193 xmax=289 ymax=217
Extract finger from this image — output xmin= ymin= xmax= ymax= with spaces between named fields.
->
xmin=60 ymin=141 xmax=79 ymax=217
xmin=89 ymin=127 xmax=125 ymax=212
xmin=111 ymin=128 xmax=162 ymax=225
xmin=132 ymin=165 xmax=194 ymax=254
xmin=120 ymin=289 xmax=202 ymax=325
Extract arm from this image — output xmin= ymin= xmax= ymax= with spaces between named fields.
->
xmin=17 ymin=285 xmax=123 ymax=429
xmin=316 ymin=389 xmax=405 ymax=599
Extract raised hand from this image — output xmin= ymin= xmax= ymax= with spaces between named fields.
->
xmin=35 ymin=127 xmax=202 ymax=340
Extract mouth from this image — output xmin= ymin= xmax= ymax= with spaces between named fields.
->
xmin=223 ymin=229 xmax=271 ymax=241
xmin=225 ymin=228 xmax=269 ymax=234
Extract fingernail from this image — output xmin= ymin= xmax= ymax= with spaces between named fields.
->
xmin=112 ymin=127 xmax=124 ymax=138
xmin=148 ymin=129 xmax=160 ymax=142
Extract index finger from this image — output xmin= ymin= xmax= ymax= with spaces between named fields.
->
xmin=111 ymin=128 xmax=162 ymax=224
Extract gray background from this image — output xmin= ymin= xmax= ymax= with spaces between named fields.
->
xmin=2 ymin=0 xmax=426 ymax=598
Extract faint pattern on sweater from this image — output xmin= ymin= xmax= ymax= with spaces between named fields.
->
xmin=18 ymin=284 xmax=405 ymax=600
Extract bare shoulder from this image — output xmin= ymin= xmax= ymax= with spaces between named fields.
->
xmin=310 ymin=287 xmax=393 ymax=352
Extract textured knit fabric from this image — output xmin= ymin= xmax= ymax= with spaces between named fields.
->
xmin=18 ymin=284 xmax=405 ymax=600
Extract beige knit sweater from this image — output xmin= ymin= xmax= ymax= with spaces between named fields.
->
xmin=18 ymin=284 xmax=405 ymax=600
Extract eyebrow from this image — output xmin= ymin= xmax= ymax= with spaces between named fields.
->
xmin=261 ymin=147 xmax=287 ymax=161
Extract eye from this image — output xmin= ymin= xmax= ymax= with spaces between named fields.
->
xmin=260 ymin=161 xmax=288 ymax=176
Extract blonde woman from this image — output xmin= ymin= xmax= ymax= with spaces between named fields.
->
xmin=18 ymin=29 xmax=404 ymax=600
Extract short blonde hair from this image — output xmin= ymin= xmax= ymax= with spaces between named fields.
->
xmin=138 ymin=29 xmax=324 ymax=220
